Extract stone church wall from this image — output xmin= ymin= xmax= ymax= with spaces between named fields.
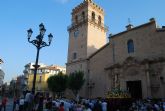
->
xmin=87 ymin=20 xmax=165 ymax=98
xmin=149 ymin=62 xmax=165 ymax=98
xmin=88 ymin=44 xmax=113 ymax=98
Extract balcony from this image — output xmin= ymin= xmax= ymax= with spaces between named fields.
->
xmin=67 ymin=16 xmax=109 ymax=32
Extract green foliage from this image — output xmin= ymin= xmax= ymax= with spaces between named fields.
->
xmin=47 ymin=72 xmax=68 ymax=97
xmin=68 ymin=71 xmax=85 ymax=96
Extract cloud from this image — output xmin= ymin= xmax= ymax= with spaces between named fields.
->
xmin=54 ymin=0 xmax=70 ymax=4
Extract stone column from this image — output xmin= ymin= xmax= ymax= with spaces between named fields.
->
xmin=163 ymin=83 xmax=165 ymax=98
xmin=110 ymin=69 xmax=115 ymax=89
xmin=145 ymin=63 xmax=151 ymax=97
xmin=114 ymin=68 xmax=120 ymax=89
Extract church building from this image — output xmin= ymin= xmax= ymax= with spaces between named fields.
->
xmin=66 ymin=0 xmax=165 ymax=99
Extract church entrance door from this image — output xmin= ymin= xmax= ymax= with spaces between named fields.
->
xmin=127 ymin=80 xmax=142 ymax=99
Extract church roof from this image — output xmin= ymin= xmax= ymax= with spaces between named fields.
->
xmin=88 ymin=43 xmax=109 ymax=59
xmin=110 ymin=19 xmax=156 ymax=39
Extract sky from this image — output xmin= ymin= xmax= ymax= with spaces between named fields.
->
xmin=0 ymin=0 xmax=165 ymax=82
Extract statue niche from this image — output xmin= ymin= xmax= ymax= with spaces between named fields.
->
xmin=123 ymin=57 xmax=140 ymax=76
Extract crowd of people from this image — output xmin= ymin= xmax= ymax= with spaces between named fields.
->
xmin=0 ymin=91 xmax=165 ymax=111
xmin=128 ymin=99 xmax=165 ymax=111
xmin=11 ymin=91 xmax=108 ymax=111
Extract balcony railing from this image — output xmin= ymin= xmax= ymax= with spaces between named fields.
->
xmin=67 ymin=16 xmax=109 ymax=31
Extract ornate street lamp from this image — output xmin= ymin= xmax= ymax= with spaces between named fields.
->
xmin=27 ymin=23 xmax=53 ymax=94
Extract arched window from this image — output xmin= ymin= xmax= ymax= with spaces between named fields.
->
xmin=98 ymin=16 xmax=101 ymax=25
xmin=82 ymin=11 xmax=85 ymax=21
xmin=73 ymin=52 xmax=77 ymax=59
xmin=74 ymin=30 xmax=79 ymax=37
xmin=75 ymin=15 xmax=78 ymax=24
xmin=127 ymin=40 xmax=134 ymax=53
xmin=92 ymin=12 xmax=95 ymax=22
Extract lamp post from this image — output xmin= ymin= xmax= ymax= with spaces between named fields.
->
xmin=27 ymin=23 xmax=53 ymax=94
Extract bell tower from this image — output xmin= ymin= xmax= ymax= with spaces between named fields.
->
xmin=66 ymin=0 xmax=108 ymax=97
xmin=67 ymin=0 xmax=108 ymax=63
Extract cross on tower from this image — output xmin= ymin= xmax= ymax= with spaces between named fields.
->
xmin=128 ymin=18 xmax=131 ymax=25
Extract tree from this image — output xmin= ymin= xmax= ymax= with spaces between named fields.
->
xmin=47 ymin=72 xmax=68 ymax=98
xmin=68 ymin=71 xmax=85 ymax=97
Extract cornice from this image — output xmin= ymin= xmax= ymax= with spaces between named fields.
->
xmin=67 ymin=18 xmax=108 ymax=32
xmin=105 ymin=57 xmax=165 ymax=70
xmin=66 ymin=58 xmax=88 ymax=66
xmin=72 ymin=0 xmax=104 ymax=15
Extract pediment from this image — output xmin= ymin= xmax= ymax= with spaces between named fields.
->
xmin=105 ymin=57 xmax=139 ymax=70
xmin=123 ymin=66 xmax=140 ymax=76
xmin=123 ymin=56 xmax=139 ymax=67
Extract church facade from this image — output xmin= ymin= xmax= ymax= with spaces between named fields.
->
xmin=66 ymin=0 xmax=165 ymax=99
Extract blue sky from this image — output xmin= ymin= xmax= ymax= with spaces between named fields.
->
xmin=0 ymin=0 xmax=165 ymax=82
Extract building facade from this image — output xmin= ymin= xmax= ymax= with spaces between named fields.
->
xmin=0 ymin=69 xmax=5 ymax=86
xmin=0 ymin=59 xmax=4 ymax=86
xmin=67 ymin=0 xmax=108 ymax=97
xmin=66 ymin=0 xmax=165 ymax=99
xmin=24 ymin=63 xmax=66 ymax=92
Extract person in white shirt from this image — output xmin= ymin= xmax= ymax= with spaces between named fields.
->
xmin=84 ymin=104 xmax=92 ymax=111
xmin=19 ymin=97 xmax=24 ymax=111
xmin=154 ymin=103 xmax=160 ymax=111
xmin=101 ymin=100 xmax=107 ymax=111
xmin=89 ymin=100 xmax=94 ymax=110
xmin=163 ymin=102 xmax=165 ymax=111
xmin=24 ymin=91 xmax=33 ymax=111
